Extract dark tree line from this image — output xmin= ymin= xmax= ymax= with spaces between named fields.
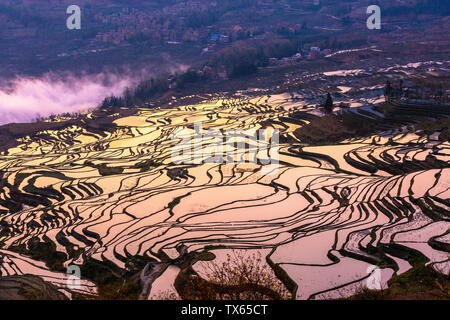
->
xmin=100 ymin=38 xmax=303 ymax=109
xmin=100 ymin=78 xmax=169 ymax=109
xmin=0 ymin=3 xmax=44 ymax=27
xmin=99 ymin=70 xmax=202 ymax=109
xmin=207 ymin=39 xmax=299 ymax=77
xmin=384 ymin=79 xmax=447 ymax=103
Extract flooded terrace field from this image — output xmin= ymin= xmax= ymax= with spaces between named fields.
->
xmin=0 ymin=93 xmax=449 ymax=299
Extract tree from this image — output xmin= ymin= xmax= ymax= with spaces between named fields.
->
xmin=324 ymin=93 xmax=334 ymax=113
xmin=175 ymin=250 xmax=291 ymax=300
xmin=384 ymin=80 xmax=392 ymax=100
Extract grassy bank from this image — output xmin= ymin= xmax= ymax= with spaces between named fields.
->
xmin=347 ymin=265 xmax=449 ymax=300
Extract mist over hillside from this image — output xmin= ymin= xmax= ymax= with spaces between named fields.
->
xmin=0 ymin=73 xmax=135 ymax=125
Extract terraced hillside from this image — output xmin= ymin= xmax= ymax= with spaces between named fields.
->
xmin=0 ymin=92 xmax=449 ymax=300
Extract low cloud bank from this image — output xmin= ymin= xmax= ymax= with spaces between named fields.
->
xmin=0 ymin=73 xmax=136 ymax=125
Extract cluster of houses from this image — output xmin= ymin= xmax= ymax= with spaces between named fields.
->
xmin=93 ymin=3 xmax=212 ymax=45
xmin=268 ymin=47 xmax=333 ymax=66
xmin=91 ymin=3 xmax=306 ymax=48
xmin=95 ymin=19 xmax=252 ymax=46
xmin=92 ymin=1 xmax=258 ymax=46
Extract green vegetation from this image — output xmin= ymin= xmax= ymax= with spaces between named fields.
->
xmin=76 ymin=258 xmax=142 ymax=300
xmin=98 ymin=164 xmax=124 ymax=176
xmin=134 ymin=159 xmax=161 ymax=172
xmin=99 ymin=38 xmax=302 ymax=109
xmin=0 ymin=275 xmax=67 ymax=300
xmin=207 ymin=39 xmax=299 ymax=77
xmin=10 ymin=237 xmax=67 ymax=272
xmin=348 ymin=265 xmax=450 ymax=300
xmin=294 ymin=112 xmax=375 ymax=144
xmin=84 ymin=161 xmax=124 ymax=176
xmin=93 ymin=277 xmax=141 ymax=300
xmin=416 ymin=118 xmax=450 ymax=142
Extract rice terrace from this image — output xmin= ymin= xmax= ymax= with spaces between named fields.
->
xmin=1 ymin=63 xmax=449 ymax=300
xmin=0 ymin=0 xmax=449 ymax=305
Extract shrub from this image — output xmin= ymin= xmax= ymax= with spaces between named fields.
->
xmin=182 ymin=250 xmax=291 ymax=300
